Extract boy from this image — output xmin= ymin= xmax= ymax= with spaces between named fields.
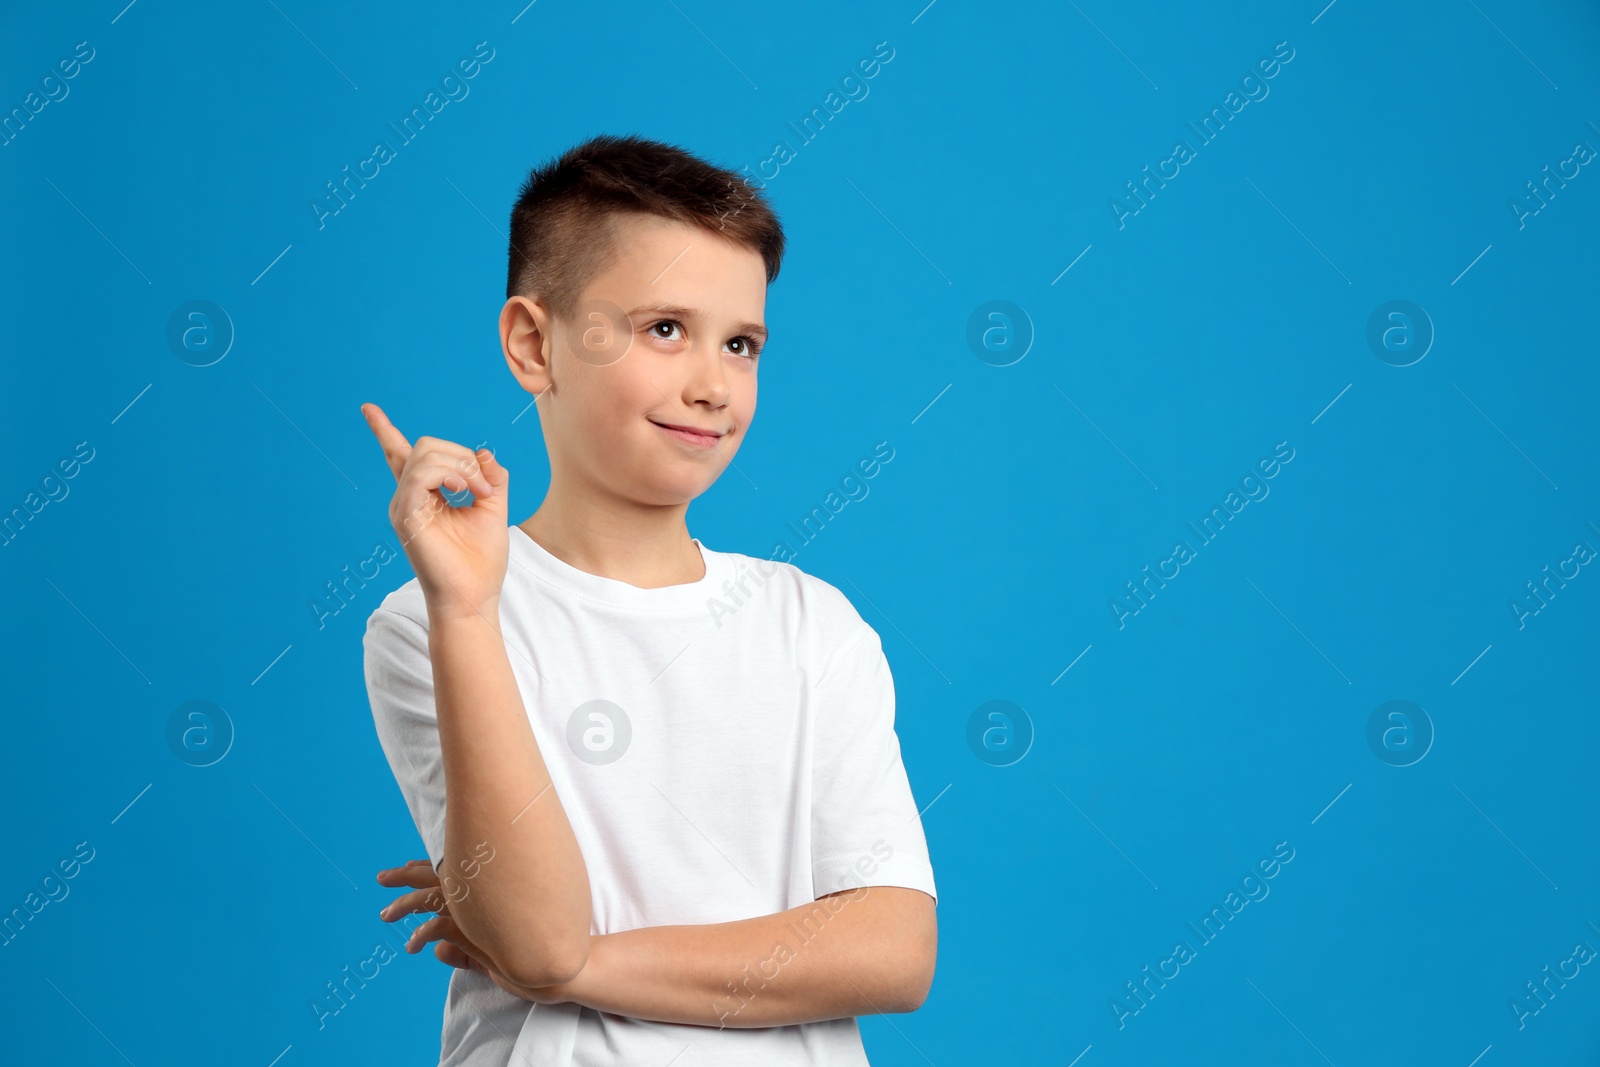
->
xmin=360 ymin=134 xmax=937 ymax=1066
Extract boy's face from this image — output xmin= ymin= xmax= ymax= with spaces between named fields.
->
xmin=505 ymin=213 xmax=768 ymax=508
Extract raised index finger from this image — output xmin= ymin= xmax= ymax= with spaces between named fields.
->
xmin=360 ymin=403 xmax=412 ymax=483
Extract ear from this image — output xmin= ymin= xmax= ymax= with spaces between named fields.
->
xmin=501 ymin=295 xmax=555 ymax=398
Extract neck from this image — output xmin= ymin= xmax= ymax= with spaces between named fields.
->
xmin=518 ymin=477 xmax=704 ymax=589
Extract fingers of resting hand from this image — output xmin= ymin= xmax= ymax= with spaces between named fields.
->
xmin=376 ymin=861 xmax=449 ymax=920
xmin=375 ymin=860 xmax=441 ymax=888
xmin=380 ymin=885 xmax=450 ymax=922
xmin=405 ymin=912 xmax=465 ymax=953
xmin=434 ymin=939 xmax=474 ymax=970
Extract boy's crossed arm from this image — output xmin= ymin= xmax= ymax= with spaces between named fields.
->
xmin=383 ymin=858 xmax=937 ymax=1027
xmin=562 ymin=885 xmax=938 ymax=1026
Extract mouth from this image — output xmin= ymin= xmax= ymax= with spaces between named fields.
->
xmin=650 ymin=419 xmax=725 ymax=448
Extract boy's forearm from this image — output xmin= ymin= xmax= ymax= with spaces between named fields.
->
xmin=431 ymin=606 xmax=592 ymax=985
xmin=557 ymin=886 xmax=936 ymax=1028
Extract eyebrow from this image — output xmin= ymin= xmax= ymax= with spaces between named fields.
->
xmin=627 ymin=303 xmax=767 ymax=343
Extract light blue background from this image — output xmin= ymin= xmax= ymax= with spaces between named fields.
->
xmin=3 ymin=1 xmax=1597 ymax=1063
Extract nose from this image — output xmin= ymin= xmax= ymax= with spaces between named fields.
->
xmin=682 ymin=336 xmax=731 ymax=408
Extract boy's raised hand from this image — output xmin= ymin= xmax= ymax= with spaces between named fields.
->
xmin=361 ymin=403 xmax=510 ymax=622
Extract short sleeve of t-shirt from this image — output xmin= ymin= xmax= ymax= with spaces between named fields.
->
xmin=808 ymin=603 xmax=938 ymax=904
xmin=363 ymin=606 xmax=448 ymax=873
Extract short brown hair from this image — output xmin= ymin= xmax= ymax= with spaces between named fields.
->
xmin=506 ymin=134 xmax=784 ymax=319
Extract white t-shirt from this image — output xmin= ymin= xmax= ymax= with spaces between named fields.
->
xmin=363 ymin=525 xmax=938 ymax=1066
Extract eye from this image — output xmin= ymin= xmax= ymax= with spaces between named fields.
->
xmin=727 ymin=335 xmax=762 ymax=359
xmin=648 ymin=319 xmax=684 ymax=341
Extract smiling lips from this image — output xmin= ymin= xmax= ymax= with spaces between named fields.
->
xmin=651 ymin=420 xmax=724 ymax=448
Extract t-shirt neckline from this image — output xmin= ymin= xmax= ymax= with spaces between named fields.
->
xmin=508 ymin=524 xmax=721 ymax=612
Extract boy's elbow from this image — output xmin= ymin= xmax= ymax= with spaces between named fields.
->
xmin=882 ymin=898 xmax=937 ymax=1013
xmin=503 ymin=932 xmax=590 ymax=989
xmin=892 ymin=941 xmax=937 ymax=1012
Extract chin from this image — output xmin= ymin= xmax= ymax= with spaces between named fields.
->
xmin=633 ymin=475 xmax=714 ymax=506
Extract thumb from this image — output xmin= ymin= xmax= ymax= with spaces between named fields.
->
xmin=475 ymin=448 xmax=510 ymax=491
